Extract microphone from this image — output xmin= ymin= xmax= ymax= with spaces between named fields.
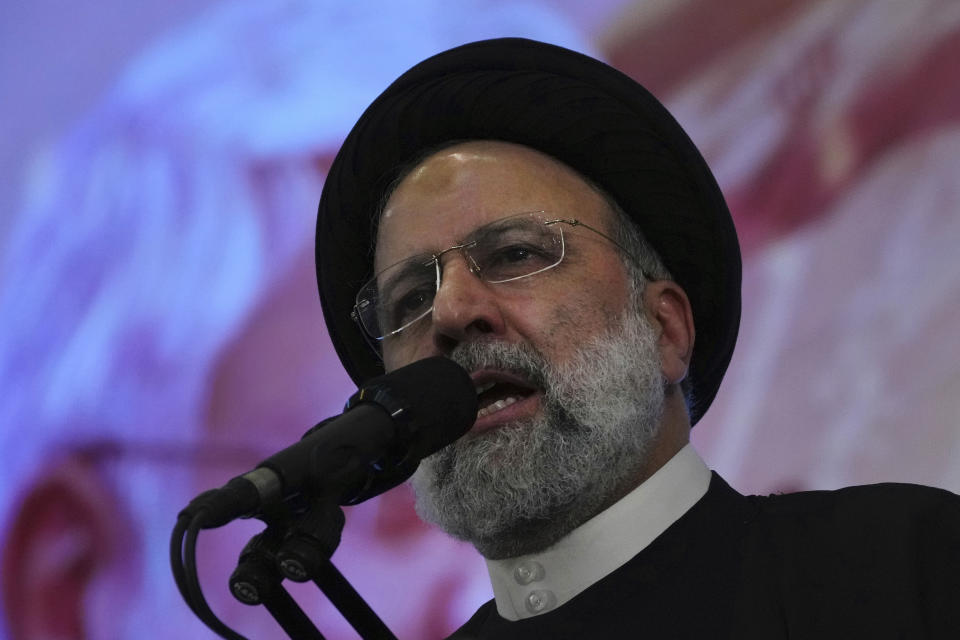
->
xmin=184 ymin=356 xmax=477 ymax=528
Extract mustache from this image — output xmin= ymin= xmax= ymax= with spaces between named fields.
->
xmin=449 ymin=339 xmax=550 ymax=390
xmin=447 ymin=338 xmax=580 ymax=437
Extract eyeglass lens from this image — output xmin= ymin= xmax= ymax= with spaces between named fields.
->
xmin=356 ymin=213 xmax=565 ymax=339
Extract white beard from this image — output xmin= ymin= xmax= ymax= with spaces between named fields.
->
xmin=411 ymin=303 xmax=665 ymax=559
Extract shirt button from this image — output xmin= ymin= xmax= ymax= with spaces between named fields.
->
xmin=513 ymin=560 xmax=545 ymax=585
xmin=525 ymin=589 xmax=556 ymax=614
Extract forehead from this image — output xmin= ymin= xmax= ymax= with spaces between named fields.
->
xmin=374 ymin=141 xmax=612 ymax=270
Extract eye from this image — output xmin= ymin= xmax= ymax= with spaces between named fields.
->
xmin=388 ymin=284 xmax=435 ymax=325
xmin=480 ymin=242 xmax=558 ymax=280
xmin=495 ymin=244 xmax=537 ymax=264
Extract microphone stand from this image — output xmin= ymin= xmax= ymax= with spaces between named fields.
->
xmin=229 ymin=523 xmax=326 ymax=639
xmin=229 ymin=496 xmax=399 ymax=640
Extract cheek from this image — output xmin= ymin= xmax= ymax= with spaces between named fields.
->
xmin=382 ymin=342 xmax=413 ymax=372
xmin=531 ymin=285 xmax=630 ymax=352
xmin=381 ymin=329 xmax=432 ymax=372
xmin=551 ymin=272 xmax=630 ymax=326
xmin=524 ymin=299 xmax=595 ymax=354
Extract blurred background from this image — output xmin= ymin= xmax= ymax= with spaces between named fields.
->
xmin=1 ymin=0 xmax=958 ymax=638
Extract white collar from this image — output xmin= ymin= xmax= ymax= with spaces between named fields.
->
xmin=484 ymin=443 xmax=711 ymax=620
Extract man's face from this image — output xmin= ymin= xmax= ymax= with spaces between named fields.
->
xmin=374 ymin=141 xmax=669 ymax=558
xmin=376 ymin=140 xmax=636 ymax=392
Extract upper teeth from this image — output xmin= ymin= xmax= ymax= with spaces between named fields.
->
xmin=475 ymin=381 xmax=496 ymax=395
xmin=477 ymin=396 xmax=519 ymax=418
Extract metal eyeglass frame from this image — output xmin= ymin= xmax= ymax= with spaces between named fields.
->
xmin=350 ymin=210 xmax=648 ymax=345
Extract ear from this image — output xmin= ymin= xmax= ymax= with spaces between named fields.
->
xmin=642 ymin=280 xmax=695 ymax=385
xmin=1 ymin=456 xmax=132 ymax=640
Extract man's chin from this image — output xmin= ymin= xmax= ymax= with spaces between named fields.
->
xmin=411 ymin=303 xmax=667 ymax=557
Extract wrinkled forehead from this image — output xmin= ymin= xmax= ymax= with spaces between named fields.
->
xmin=372 ymin=140 xmax=613 ymax=272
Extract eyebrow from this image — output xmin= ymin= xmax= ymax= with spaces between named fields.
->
xmin=464 ymin=216 xmax=534 ymax=245
xmin=375 ymin=214 xmax=543 ymax=285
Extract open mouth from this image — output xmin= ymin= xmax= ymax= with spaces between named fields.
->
xmin=473 ymin=372 xmax=540 ymax=422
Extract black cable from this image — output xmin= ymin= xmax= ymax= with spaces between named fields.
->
xmin=183 ymin=511 xmax=249 ymax=640
xmin=170 ymin=512 xmax=203 ymax=619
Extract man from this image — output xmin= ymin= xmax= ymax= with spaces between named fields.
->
xmin=315 ymin=38 xmax=959 ymax=638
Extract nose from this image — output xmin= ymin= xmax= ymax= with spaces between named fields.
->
xmin=430 ymin=254 xmax=506 ymax=353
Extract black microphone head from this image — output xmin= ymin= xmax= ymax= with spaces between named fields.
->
xmin=340 ymin=356 xmax=477 ymax=504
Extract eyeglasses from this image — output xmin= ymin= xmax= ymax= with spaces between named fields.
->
xmin=351 ymin=211 xmax=640 ymax=341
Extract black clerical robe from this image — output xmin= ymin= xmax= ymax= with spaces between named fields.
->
xmin=448 ymin=473 xmax=960 ymax=639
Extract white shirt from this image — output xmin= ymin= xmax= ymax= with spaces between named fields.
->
xmin=484 ymin=444 xmax=712 ymax=620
